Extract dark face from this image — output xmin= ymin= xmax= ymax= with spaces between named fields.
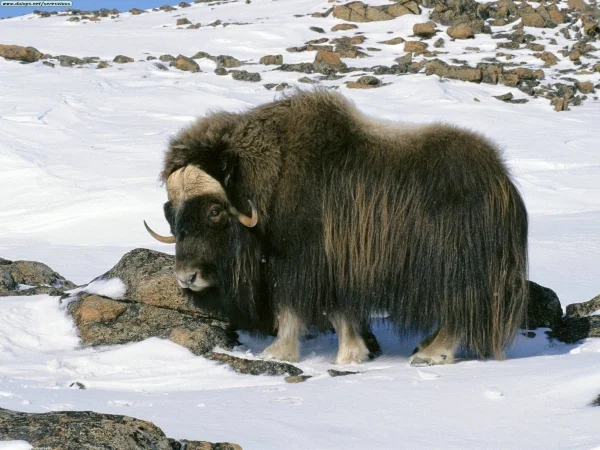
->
xmin=165 ymin=195 xmax=234 ymax=292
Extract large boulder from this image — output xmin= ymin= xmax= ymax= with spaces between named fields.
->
xmin=0 ymin=258 xmax=75 ymax=296
xmin=0 ymin=44 xmax=42 ymax=62
xmin=68 ymin=249 xmax=237 ymax=355
xmin=0 ymin=408 xmax=241 ymax=450
xmin=527 ymin=281 xmax=563 ymax=329
xmin=332 ymin=1 xmax=420 ymax=23
xmin=548 ymin=293 xmax=600 ymax=343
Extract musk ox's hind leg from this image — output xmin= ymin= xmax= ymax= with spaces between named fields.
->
xmin=409 ymin=328 xmax=459 ymax=367
xmin=330 ymin=314 xmax=371 ymax=365
xmin=260 ymin=307 xmax=304 ymax=362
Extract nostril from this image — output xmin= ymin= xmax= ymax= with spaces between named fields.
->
xmin=188 ymin=272 xmax=197 ymax=285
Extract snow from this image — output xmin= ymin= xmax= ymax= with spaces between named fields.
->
xmin=66 ymin=278 xmax=127 ymax=299
xmin=1 ymin=0 xmax=600 ymax=448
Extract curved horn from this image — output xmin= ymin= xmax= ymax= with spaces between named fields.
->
xmin=143 ymin=220 xmax=176 ymax=244
xmin=237 ymin=200 xmax=258 ymax=228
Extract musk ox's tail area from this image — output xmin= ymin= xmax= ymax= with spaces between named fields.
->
xmin=323 ymin=127 xmax=529 ymax=359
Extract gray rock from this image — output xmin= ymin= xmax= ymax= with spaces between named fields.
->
xmin=59 ymin=55 xmax=84 ymax=67
xmin=159 ymin=54 xmax=175 ymax=62
xmin=548 ymin=316 xmax=600 ymax=343
xmin=230 ymin=70 xmax=261 ymax=82
xmin=278 ymin=63 xmax=315 ymax=74
xmin=328 ymin=369 xmax=359 ymax=377
xmin=567 ymin=294 xmax=600 ymax=318
xmin=0 ymin=407 xmax=241 ymax=450
xmin=113 ymin=55 xmax=134 ymax=63
xmin=527 ymin=281 xmax=563 ymax=329
xmin=0 ymin=258 xmax=74 ymax=295
xmin=206 ymin=352 xmax=303 ymax=376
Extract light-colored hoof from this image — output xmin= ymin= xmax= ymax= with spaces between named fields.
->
xmin=334 ymin=346 xmax=370 ymax=365
xmin=260 ymin=341 xmax=300 ymax=363
xmin=409 ymin=352 xmax=454 ymax=367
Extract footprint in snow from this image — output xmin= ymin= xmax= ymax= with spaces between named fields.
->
xmin=274 ymin=396 xmax=303 ymax=405
xmin=417 ymin=370 xmax=440 ymax=380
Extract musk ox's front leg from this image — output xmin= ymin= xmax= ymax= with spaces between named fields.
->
xmin=330 ymin=314 xmax=371 ymax=365
xmin=260 ymin=307 xmax=304 ymax=362
xmin=409 ymin=328 xmax=459 ymax=366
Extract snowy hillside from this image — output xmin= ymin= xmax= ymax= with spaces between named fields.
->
xmin=0 ymin=0 xmax=599 ymax=448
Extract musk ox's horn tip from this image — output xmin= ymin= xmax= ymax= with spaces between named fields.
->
xmin=144 ymin=220 xmax=177 ymax=244
xmin=237 ymin=200 xmax=258 ymax=228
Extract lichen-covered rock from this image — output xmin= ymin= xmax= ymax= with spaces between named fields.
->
xmin=0 ymin=408 xmax=241 ymax=450
xmin=314 ymin=50 xmax=347 ymax=74
xmin=332 ymin=1 xmax=420 ymax=23
xmin=404 ymin=41 xmax=429 ymax=54
xmin=206 ymin=352 xmax=303 ymax=376
xmin=230 ymin=70 xmax=261 ymax=82
xmin=426 ymin=59 xmax=482 ymax=82
xmin=171 ymin=54 xmax=201 ymax=72
xmin=413 ymin=21 xmax=436 ymax=38
xmin=0 ymin=258 xmax=74 ymax=295
xmin=566 ymin=294 xmax=600 ymax=318
xmin=346 ymin=75 xmax=382 ymax=89
xmin=113 ymin=54 xmax=134 ymax=63
xmin=549 ymin=316 xmax=600 ymax=343
xmin=259 ymin=54 xmax=283 ymax=65
xmin=0 ymin=44 xmax=42 ymax=62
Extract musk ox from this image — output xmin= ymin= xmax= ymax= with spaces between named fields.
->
xmin=145 ymin=90 xmax=528 ymax=366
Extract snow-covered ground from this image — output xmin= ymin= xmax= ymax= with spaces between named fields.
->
xmin=1 ymin=0 xmax=599 ymax=448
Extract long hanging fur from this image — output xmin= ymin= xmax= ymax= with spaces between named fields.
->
xmin=163 ymin=89 xmax=529 ymax=359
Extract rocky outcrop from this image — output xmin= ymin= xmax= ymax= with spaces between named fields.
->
xmin=527 ymin=281 xmax=563 ymax=329
xmin=171 ymin=54 xmax=201 ymax=72
xmin=549 ymin=293 xmax=600 ymax=343
xmin=332 ymin=0 xmax=420 ymax=23
xmin=0 ymin=408 xmax=241 ymax=450
xmin=0 ymin=258 xmax=74 ymax=296
xmin=0 ymin=44 xmax=42 ymax=62
xmin=67 ymin=249 xmax=236 ymax=355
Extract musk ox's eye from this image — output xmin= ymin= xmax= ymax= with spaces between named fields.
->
xmin=208 ymin=206 xmax=225 ymax=222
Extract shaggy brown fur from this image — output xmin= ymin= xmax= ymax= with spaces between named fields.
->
xmin=160 ymin=89 xmax=529 ymax=359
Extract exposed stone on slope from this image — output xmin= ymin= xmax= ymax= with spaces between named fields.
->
xmin=171 ymin=54 xmax=201 ymax=72
xmin=0 ymin=258 xmax=74 ymax=295
xmin=0 ymin=408 xmax=241 ymax=450
xmin=0 ymin=44 xmax=42 ymax=62
xmin=333 ymin=1 xmax=420 ymax=23
xmin=566 ymin=294 xmax=600 ymax=318
xmin=206 ymin=352 xmax=303 ymax=376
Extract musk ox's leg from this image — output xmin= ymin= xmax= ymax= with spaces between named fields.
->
xmin=330 ymin=314 xmax=371 ymax=365
xmin=411 ymin=329 xmax=440 ymax=356
xmin=409 ymin=328 xmax=459 ymax=367
xmin=260 ymin=307 xmax=304 ymax=362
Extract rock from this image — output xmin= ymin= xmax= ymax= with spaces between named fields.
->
xmin=259 ymin=54 xmax=283 ymax=65
xmin=187 ymin=23 xmax=201 ymax=29
xmin=68 ymin=292 xmax=235 ymax=355
xmin=96 ymin=61 xmax=110 ymax=69
xmin=67 ymin=16 xmax=80 ymax=22
xmin=576 ymin=80 xmax=595 ymax=94
xmin=0 ymin=408 xmax=240 ymax=450
xmin=230 ymin=70 xmax=261 ymax=82
xmin=331 ymin=23 xmax=358 ymax=31
xmin=215 ymin=55 xmax=243 ymax=68
xmin=129 ymin=8 xmax=146 ymax=15
xmin=500 ymin=67 xmax=544 ymax=87
xmin=521 ymin=12 xmax=547 ymax=28
xmin=433 ymin=37 xmax=445 ymax=48
xmin=378 ymin=37 xmax=405 ymax=45
xmin=176 ymin=18 xmax=191 ymax=26
xmin=206 ymin=352 xmax=303 ymax=376
xmin=346 ymin=75 xmax=382 ymax=89
xmin=310 ymin=26 xmax=326 ymax=33
xmin=582 ymin=15 xmax=599 ymax=36
xmin=0 ymin=258 xmax=74 ymax=295
xmin=413 ymin=21 xmax=436 ymax=38
xmin=154 ymin=63 xmax=169 ymax=71
xmin=113 ymin=55 xmax=134 ymax=64
xmin=58 ymin=55 xmax=83 ymax=67
xmin=593 ymin=63 xmax=600 ymax=73
xmin=42 ymin=61 xmax=55 ymax=68
xmin=179 ymin=1 xmax=191 ymax=7
xmin=429 ymin=0 xmax=481 ymax=26
xmin=0 ymin=44 xmax=42 ymax=62
xmin=328 ymin=369 xmax=359 ymax=377
xmin=592 ymin=394 xmax=600 ymax=407
xmin=426 ymin=59 xmax=482 ymax=82
xmin=285 ymin=375 xmax=312 ymax=383
xmin=526 ymin=43 xmax=545 ymax=51
xmin=527 ymin=281 xmax=563 ymax=329
xmin=494 ymin=92 xmax=514 ymax=101
xmin=332 ymin=1 xmax=420 ymax=23
xmin=314 ymin=50 xmax=347 ymax=74
xmin=298 ymin=76 xmax=317 ymax=84
xmin=404 ymin=41 xmax=428 ymax=54
xmin=539 ymin=51 xmax=559 ymax=66
xmin=159 ymin=4 xmax=176 ymax=12
xmin=566 ymin=294 xmax=600 ymax=318
xmin=447 ymin=22 xmax=475 ymax=39
xmin=549 ymin=316 xmax=600 ymax=343
xmin=171 ymin=54 xmax=201 ymax=72
xmin=159 ymin=54 xmax=175 ymax=62
xmin=567 ymin=0 xmax=590 ymax=12
xmin=278 ymin=63 xmax=315 ymax=74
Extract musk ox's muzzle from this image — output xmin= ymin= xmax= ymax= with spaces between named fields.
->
xmin=143 ymin=165 xmax=258 ymax=290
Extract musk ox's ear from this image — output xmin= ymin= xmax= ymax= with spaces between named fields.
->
xmin=220 ymin=149 xmax=239 ymax=188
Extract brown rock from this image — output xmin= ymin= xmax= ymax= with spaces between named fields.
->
xmin=346 ymin=75 xmax=382 ymax=89
xmin=413 ymin=21 xmax=436 ymax=38
xmin=0 ymin=44 xmax=42 ymax=62
xmin=433 ymin=38 xmax=445 ymax=48
xmin=593 ymin=63 xmax=600 ymax=73
xmin=539 ymin=51 xmax=559 ymax=66
xmin=176 ymin=18 xmax=191 ymax=26
xmin=500 ymin=68 xmax=544 ymax=87
xmin=170 ymin=54 xmax=201 ymax=72
xmin=130 ymin=8 xmax=145 ymax=14
xmin=259 ymin=54 xmax=283 ymax=65
xmin=0 ymin=259 xmax=74 ymax=294
xmin=548 ymin=9 xmax=566 ymax=24
xmin=331 ymin=23 xmax=358 ymax=31
xmin=113 ymin=55 xmax=134 ymax=63
xmin=566 ymin=293 xmax=600 ymax=318
xmin=378 ymin=37 xmax=405 ymax=45
xmin=404 ymin=41 xmax=428 ymax=54
xmin=526 ymin=43 xmax=545 ymax=51
xmin=447 ymin=22 xmax=475 ymax=39
xmin=521 ymin=12 xmax=546 ymax=28
xmin=567 ymin=0 xmax=590 ymax=12
xmin=426 ymin=59 xmax=482 ymax=82
xmin=576 ymin=80 xmax=595 ymax=94
xmin=314 ymin=50 xmax=347 ymax=73
xmin=74 ymin=295 xmax=127 ymax=324
xmin=332 ymin=1 xmax=419 ymax=23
